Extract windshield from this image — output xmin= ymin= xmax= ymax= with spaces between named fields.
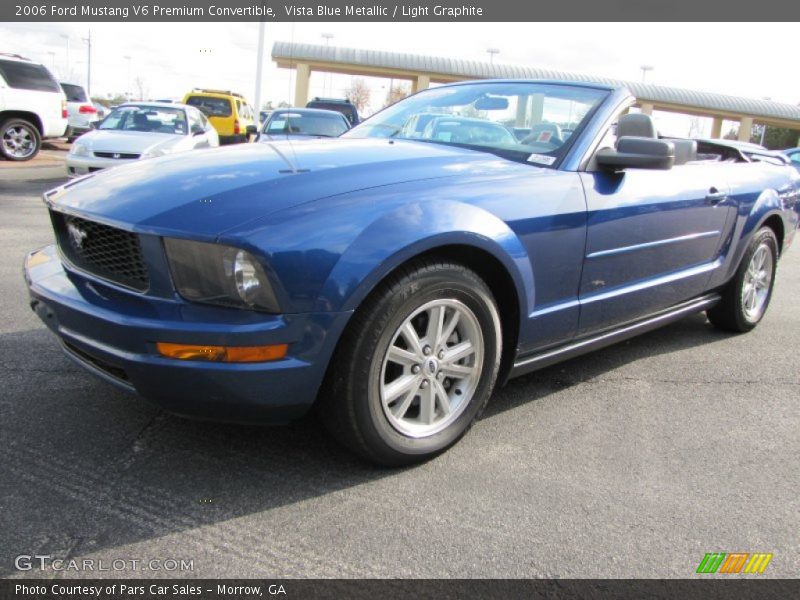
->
xmin=99 ymin=106 xmax=188 ymax=135
xmin=264 ymin=112 xmax=349 ymax=137
xmin=343 ymin=82 xmax=608 ymax=166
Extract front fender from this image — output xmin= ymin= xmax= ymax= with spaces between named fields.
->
xmin=316 ymin=199 xmax=535 ymax=317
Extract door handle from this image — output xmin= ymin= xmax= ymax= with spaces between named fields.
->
xmin=705 ymin=187 xmax=727 ymax=205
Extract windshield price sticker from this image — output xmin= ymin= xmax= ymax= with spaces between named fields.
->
xmin=527 ymin=153 xmax=556 ymax=165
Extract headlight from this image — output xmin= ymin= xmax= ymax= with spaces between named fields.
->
xmin=234 ymin=250 xmax=261 ymax=305
xmin=70 ymin=143 xmax=89 ymax=157
xmin=164 ymin=238 xmax=280 ymax=312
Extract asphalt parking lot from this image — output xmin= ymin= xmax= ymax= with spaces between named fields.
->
xmin=1 ymin=163 xmax=798 ymax=578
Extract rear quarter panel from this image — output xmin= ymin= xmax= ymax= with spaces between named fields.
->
xmin=706 ymin=162 xmax=799 ymax=290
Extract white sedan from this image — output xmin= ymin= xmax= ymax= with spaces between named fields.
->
xmin=67 ymin=102 xmax=219 ymax=177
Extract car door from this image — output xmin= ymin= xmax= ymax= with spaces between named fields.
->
xmin=577 ymin=134 xmax=736 ymax=335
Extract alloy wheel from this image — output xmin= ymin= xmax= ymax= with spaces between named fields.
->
xmin=741 ymin=242 xmax=773 ymax=323
xmin=379 ymin=298 xmax=484 ymax=438
xmin=2 ymin=125 xmax=36 ymax=159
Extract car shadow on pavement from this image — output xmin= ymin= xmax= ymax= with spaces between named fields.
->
xmin=0 ymin=313 xmax=732 ymax=575
xmin=482 ymin=312 xmax=735 ymax=419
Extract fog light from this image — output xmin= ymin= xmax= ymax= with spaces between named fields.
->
xmin=156 ymin=342 xmax=288 ymax=363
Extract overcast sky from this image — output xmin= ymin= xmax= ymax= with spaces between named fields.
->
xmin=3 ymin=21 xmax=798 ymax=136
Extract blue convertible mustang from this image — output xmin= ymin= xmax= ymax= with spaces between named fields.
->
xmin=24 ymin=81 xmax=800 ymax=465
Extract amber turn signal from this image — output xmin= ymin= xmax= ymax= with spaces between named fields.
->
xmin=156 ymin=342 xmax=288 ymax=363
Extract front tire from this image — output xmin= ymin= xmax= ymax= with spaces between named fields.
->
xmin=320 ymin=260 xmax=502 ymax=466
xmin=0 ymin=118 xmax=41 ymax=161
xmin=707 ymin=227 xmax=778 ymax=332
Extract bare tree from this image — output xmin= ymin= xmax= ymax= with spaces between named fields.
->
xmin=687 ymin=116 xmax=702 ymax=138
xmin=133 ymin=76 xmax=148 ymax=101
xmin=723 ymin=127 xmax=738 ymax=140
xmin=345 ymin=78 xmax=371 ymax=113
xmin=384 ymin=82 xmax=410 ymax=107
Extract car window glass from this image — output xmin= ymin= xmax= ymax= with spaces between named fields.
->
xmin=790 ymin=152 xmax=800 ymax=164
xmin=307 ymin=101 xmax=356 ymax=123
xmin=0 ymin=59 xmax=61 ymax=92
xmin=99 ymin=106 xmax=188 ymax=135
xmin=344 ymin=82 xmax=608 ymax=166
xmin=266 ymin=112 xmax=349 ymax=137
xmin=185 ymin=96 xmax=232 ymax=118
xmin=61 ymin=83 xmax=88 ymax=102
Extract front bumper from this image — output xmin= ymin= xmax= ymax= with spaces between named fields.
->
xmin=24 ymin=245 xmax=350 ymax=423
xmin=66 ymin=154 xmax=138 ymax=177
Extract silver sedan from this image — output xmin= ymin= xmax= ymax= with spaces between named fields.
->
xmin=66 ymin=102 xmax=219 ymax=177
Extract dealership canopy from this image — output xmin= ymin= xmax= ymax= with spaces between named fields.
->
xmin=273 ymin=41 xmax=800 ymax=140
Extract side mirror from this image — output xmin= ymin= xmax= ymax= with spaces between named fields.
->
xmin=596 ymin=137 xmax=675 ymax=170
xmin=245 ymin=125 xmax=258 ymax=136
xmin=191 ymin=127 xmax=205 ymax=136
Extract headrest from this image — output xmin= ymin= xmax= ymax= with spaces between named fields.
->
xmin=671 ymin=139 xmax=698 ymax=165
xmin=617 ymin=113 xmax=657 ymax=138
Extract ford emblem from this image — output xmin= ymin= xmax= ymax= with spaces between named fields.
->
xmin=67 ymin=222 xmax=88 ymax=249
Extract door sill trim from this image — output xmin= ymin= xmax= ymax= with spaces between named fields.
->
xmin=510 ymin=293 xmax=720 ymax=378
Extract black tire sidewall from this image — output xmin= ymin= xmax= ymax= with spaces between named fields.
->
xmin=351 ymin=267 xmax=501 ymax=463
xmin=0 ymin=119 xmax=41 ymax=161
xmin=730 ymin=228 xmax=778 ymax=331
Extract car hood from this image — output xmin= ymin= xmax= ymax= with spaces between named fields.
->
xmin=77 ymin=130 xmax=184 ymax=154
xmin=49 ymin=138 xmax=527 ymax=239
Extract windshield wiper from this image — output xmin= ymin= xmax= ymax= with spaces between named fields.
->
xmin=362 ymin=123 xmax=403 ymax=137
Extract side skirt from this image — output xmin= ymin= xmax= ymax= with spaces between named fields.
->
xmin=509 ymin=293 xmax=720 ymax=379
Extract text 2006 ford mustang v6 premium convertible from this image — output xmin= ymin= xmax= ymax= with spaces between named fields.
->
xmin=25 ymin=81 xmax=800 ymax=465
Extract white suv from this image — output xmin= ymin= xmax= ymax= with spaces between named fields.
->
xmin=0 ymin=53 xmax=68 ymax=161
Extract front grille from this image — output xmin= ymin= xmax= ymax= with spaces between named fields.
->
xmin=94 ymin=151 xmax=140 ymax=159
xmin=52 ymin=211 xmax=149 ymax=291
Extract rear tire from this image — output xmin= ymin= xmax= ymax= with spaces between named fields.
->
xmin=707 ymin=227 xmax=778 ymax=333
xmin=0 ymin=118 xmax=41 ymax=161
xmin=320 ymin=259 xmax=502 ymax=466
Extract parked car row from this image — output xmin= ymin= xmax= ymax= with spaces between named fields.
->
xmin=0 ymin=50 xmax=366 ymax=163
xmin=63 ymin=94 xmax=358 ymax=177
